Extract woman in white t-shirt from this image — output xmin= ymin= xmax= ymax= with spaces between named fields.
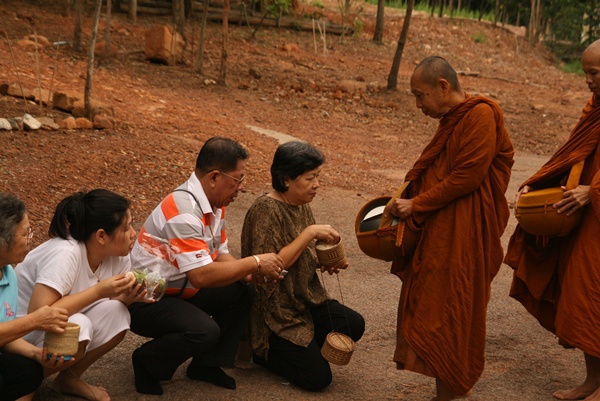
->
xmin=16 ymin=189 xmax=148 ymax=401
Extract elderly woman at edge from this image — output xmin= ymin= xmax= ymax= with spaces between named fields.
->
xmin=0 ymin=192 xmax=69 ymax=401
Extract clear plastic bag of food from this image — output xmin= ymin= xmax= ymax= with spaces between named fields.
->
xmin=130 ymin=232 xmax=179 ymax=301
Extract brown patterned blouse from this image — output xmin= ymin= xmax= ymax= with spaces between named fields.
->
xmin=241 ymin=194 xmax=329 ymax=359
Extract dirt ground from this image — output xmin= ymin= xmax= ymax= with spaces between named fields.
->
xmin=0 ymin=0 xmax=592 ymax=400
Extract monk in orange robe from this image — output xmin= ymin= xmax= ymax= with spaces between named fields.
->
xmin=387 ymin=56 xmax=514 ymax=400
xmin=505 ymin=39 xmax=600 ymax=401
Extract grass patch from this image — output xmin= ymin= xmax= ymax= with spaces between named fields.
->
xmin=560 ymin=59 xmax=583 ymax=75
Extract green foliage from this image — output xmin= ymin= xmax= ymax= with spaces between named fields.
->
xmin=264 ymin=0 xmax=291 ymax=18
xmin=353 ymin=18 xmax=365 ymax=36
xmin=560 ymin=59 xmax=584 ymax=75
xmin=472 ymin=32 xmax=486 ymax=44
xmin=364 ymin=0 xmax=495 ymax=21
xmin=311 ymin=0 xmax=325 ymax=9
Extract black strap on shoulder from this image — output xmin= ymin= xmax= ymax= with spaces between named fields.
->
xmin=173 ymin=188 xmax=202 ymax=208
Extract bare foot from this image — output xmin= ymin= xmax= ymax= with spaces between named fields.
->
xmin=52 ymin=372 xmax=110 ymax=401
xmin=553 ymin=383 xmax=597 ymax=400
xmin=585 ymin=387 xmax=600 ymax=401
xmin=431 ymin=389 xmax=472 ymax=401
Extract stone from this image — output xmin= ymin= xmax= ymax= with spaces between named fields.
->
xmin=57 ymin=117 xmax=77 ymax=130
xmin=22 ymin=113 xmax=41 ymax=130
xmin=6 ymin=84 xmax=34 ymax=100
xmin=8 ymin=117 xmax=23 ymax=131
xmin=145 ymin=26 xmax=184 ymax=65
xmin=37 ymin=116 xmax=59 ymax=130
xmin=53 ymin=91 xmax=80 ymax=112
xmin=25 ymin=34 xmax=51 ymax=47
xmin=0 ymin=118 xmax=12 ymax=131
xmin=75 ymin=117 xmax=93 ymax=129
xmin=72 ymin=100 xmax=114 ymax=118
xmin=16 ymin=38 xmax=39 ymax=50
xmin=249 ymin=68 xmax=261 ymax=79
xmin=281 ymin=43 xmax=299 ymax=52
xmin=33 ymin=88 xmax=53 ymax=106
xmin=93 ymin=114 xmax=115 ymax=130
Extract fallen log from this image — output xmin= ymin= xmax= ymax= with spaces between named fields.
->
xmin=119 ymin=1 xmax=352 ymax=35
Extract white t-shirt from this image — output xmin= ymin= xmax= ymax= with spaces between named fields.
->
xmin=16 ymin=237 xmax=131 ymax=318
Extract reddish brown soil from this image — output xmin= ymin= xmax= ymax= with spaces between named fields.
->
xmin=0 ymin=1 xmax=589 ymax=400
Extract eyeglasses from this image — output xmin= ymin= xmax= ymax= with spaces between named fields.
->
xmin=217 ymin=170 xmax=246 ymax=186
xmin=22 ymin=227 xmax=34 ymax=244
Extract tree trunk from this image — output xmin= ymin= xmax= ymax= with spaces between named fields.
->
xmin=387 ymin=0 xmax=413 ymax=90
xmin=493 ymin=0 xmax=500 ymax=26
xmin=437 ymin=0 xmax=444 ymax=18
xmin=196 ymin=0 xmax=209 ymax=74
xmin=129 ymin=0 xmax=137 ymax=22
xmin=73 ymin=0 xmax=84 ymax=52
xmin=105 ymin=0 xmax=112 ymax=58
xmin=85 ymin=0 xmax=103 ymax=119
xmin=372 ymin=0 xmax=385 ymax=44
xmin=173 ymin=0 xmax=186 ymax=36
xmin=528 ymin=0 xmax=541 ymax=45
xmin=219 ymin=0 xmax=229 ymax=85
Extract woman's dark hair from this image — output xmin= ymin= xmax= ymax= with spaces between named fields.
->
xmin=271 ymin=141 xmax=325 ymax=193
xmin=0 ymin=192 xmax=26 ymax=249
xmin=49 ymin=189 xmax=130 ymax=241
xmin=195 ymin=136 xmax=249 ymax=174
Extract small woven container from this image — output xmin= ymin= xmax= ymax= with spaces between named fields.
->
xmin=315 ymin=238 xmax=347 ymax=268
xmin=321 ymin=331 xmax=355 ymax=366
xmin=44 ymin=322 xmax=80 ymax=356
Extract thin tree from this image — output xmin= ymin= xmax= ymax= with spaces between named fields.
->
xmin=219 ymin=0 xmax=230 ymax=85
xmin=73 ymin=0 xmax=84 ymax=52
xmin=196 ymin=0 xmax=209 ymax=74
xmin=528 ymin=0 xmax=542 ymax=45
xmin=129 ymin=0 xmax=137 ymax=23
xmin=84 ymin=0 xmax=103 ymax=118
xmin=105 ymin=0 xmax=112 ymax=58
xmin=387 ymin=0 xmax=414 ymax=90
xmin=373 ymin=0 xmax=385 ymax=44
xmin=173 ymin=0 xmax=186 ymax=37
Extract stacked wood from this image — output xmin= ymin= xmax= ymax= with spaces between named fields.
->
xmin=119 ymin=0 xmax=353 ymax=35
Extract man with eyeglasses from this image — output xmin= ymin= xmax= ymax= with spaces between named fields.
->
xmin=128 ymin=136 xmax=284 ymax=395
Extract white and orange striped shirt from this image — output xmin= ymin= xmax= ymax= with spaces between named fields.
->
xmin=130 ymin=172 xmax=228 ymax=298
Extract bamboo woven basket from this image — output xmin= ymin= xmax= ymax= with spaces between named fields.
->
xmin=44 ymin=322 xmax=80 ymax=356
xmin=315 ymin=238 xmax=347 ymax=268
xmin=321 ymin=331 xmax=355 ymax=366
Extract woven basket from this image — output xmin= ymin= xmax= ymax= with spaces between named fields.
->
xmin=321 ymin=331 xmax=355 ymax=366
xmin=44 ymin=322 xmax=80 ymax=356
xmin=315 ymin=238 xmax=347 ymax=268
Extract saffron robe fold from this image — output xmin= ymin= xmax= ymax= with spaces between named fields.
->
xmin=393 ymin=95 xmax=514 ymax=396
xmin=504 ymin=95 xmax=600 ymax=358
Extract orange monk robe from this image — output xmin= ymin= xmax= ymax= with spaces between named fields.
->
xmin=392 ymin=95 xmax=514 ymax=396
xmin=505 ymin=95 xmax=600 ymax=358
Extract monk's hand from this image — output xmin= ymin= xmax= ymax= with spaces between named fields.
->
xmin=392 ymin=198 xmax=413 ymax=219
xmin=514 ymin=186 xmax=531 ymax=216
xmin=555 ymin=185 xmax=591 ymax=216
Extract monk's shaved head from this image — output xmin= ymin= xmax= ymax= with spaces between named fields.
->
xmin=413 ymin=56 xmax=460 ymax=91
xmin=583 ymin=39 xmax=600 ymax=60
